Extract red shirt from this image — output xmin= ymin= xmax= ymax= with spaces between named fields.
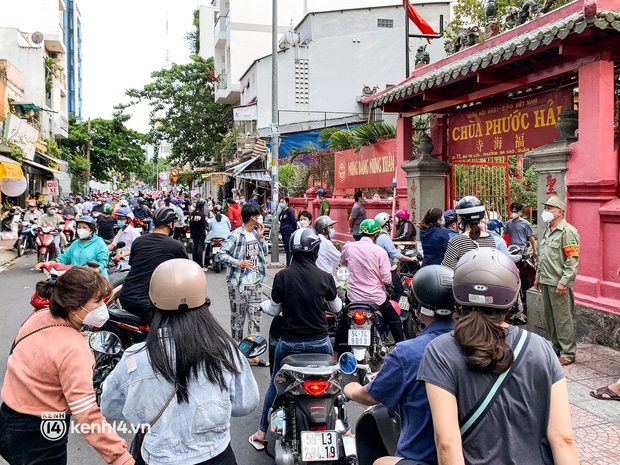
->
xmin=228 ymin=204 xmax=242 ymax=230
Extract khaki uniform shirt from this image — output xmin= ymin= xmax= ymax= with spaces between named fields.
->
xmin=536 ymin=219 xmax=580 ymax=288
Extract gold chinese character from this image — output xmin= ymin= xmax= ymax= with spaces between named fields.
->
xmin=515 ymin=133 xmax=525 ymax=150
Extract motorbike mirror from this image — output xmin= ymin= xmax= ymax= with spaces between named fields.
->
xmin=86 ymin=260 xmax=100 ymax=269
xmin=239 ymin=336 xmax=267 ymax=358
xmin=335 ymin=266 xmax=350 ymax=283
xmin=88 ymin=331 xmax=122 ymax=355
xmin=338 ymin=352 xmax=358 ymax=374
xmin=116 ymin=241 xmax=126 ymax=249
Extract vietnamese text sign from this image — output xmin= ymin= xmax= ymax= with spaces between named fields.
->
xmin=3 ymin=113 xmax=39 ymax=161
xmin=47 ymin=181 xmax=59 ymax=195
xmin=447 ymin=89 xmax=572 ymax=161
xmin=335 ymin=139 xmax=396 ymax=189
xmin=233 ymin=104 xmax=257 ymax=121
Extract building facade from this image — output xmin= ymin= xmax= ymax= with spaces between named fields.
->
xmin=63 ymin=0 xmax=82 ymax=118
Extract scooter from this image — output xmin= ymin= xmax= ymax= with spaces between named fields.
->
xmin=209 ymin=237 xmax=226 ymax=273
xmin=16 ymin=220 xmax=36 ymax=257
xmin=354 ymin=405 xmax=401 ymax=465
xmin=62 ymin=215 xmax=76 ymax=244
xmin=180 ymin=225 xmax=192 ymax=254
xmin=35 ymin=226 xmax=57 ymax=263
xmin=264 ymin=352 xmax=358 ymax=465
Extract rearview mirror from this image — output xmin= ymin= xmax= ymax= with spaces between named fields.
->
xmin=335 ymin=266 xmax=350 ymax=284
xmin=89 ymin=331 xmax=122 ymax=355
xmin=239 ymin=336 xmax=267 ymax=358
xmin=116 ymin=241 xmax=126 ymax=248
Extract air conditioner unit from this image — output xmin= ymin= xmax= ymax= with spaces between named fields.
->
xmin=51 ymin=52 xmax=59 ymax=59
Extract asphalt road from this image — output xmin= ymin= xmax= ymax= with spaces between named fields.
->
xmin=0 ymin=253 xmax=366 ymax=465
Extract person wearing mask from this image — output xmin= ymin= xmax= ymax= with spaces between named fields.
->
xmin=36 ymin=216 xmax=110 ymax=278
xmin=82 ymin=196 xmax=94 ymax=215
xmin=336 ymin=219 xmax=403 ymax=355
xmin=348 ymin=191 xmax=366 ymax=241
xmin=374 ymin=213 xmax=417 ymax=300
xmin=75 ymin=197 xmax=84 ymax=217
xmin=38 ymin=203 xmax=65 ymax=258
xmin=442 ymin=197 xmax=496 ymax=270
xmin=227 ymin=198 xmax=242 ymax=231
xmin=317 ymin=188 xmax=330 ymax=216
xmin=133 ymin=198 xmax=153 ymax=232
xmin=118 ymin=207 xmax=189 ymax=322
xmin=170 ymin=199 xmax=186 ymax=241
xmin=248 ymin=193 xmax=259 ymax=205
xmin=297 ymin=210 xmax=312 ymax=229
xmin=250 ymin=228 xmax=344 ymax=448
xmin=418 ymin=248 xmax=578 ymax=465
xmin=11 ymin=202 xmax=42 ymax=252
xmin=534 ymin=196 xmax=580 ymax=366
xmin=393 ymin=209 xmax=416 ymax=242
xmin=97 ymin=204 xmax=117 ymax=241
xmin=442 ymin=209 xmax=459 ymax=239
xmin=278 ymin=197 xmax=297 ymax=266
xmin=419 ymin=208 xmax=451 ymax=267
xmin=108 ymin=208 xmax=140 ymax=271
xmin=487 ymin=220 xmax=520 ymax=263
xmin=505 ymin=202 xmax=538 ymax=258
xmin=101 ymin=259 xmax=258 ymax=465
xmin=92 ymin=199 xmax=105 ymax=214
xmin=189 ymin=200 xmax=208 ymax=268
xmin=60 ymin=199 xmax=78 ymax=217
xmin=314 ymin=215 xmax=341 ymax=278
xmin=238 ymin=196 xmax=246 ymax=206
xmin=0 ymin=267 xmax=134 ymax=465
xmin=344 ymin=265 xmax=456 ymax=465
xmin=218 ymin=204 xmax=268 ymax=366
xmin=206 ymin=205 xmax=232 ymax=263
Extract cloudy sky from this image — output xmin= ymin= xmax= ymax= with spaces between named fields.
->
xmin=79 ymin=0 xmax=199 ymax=133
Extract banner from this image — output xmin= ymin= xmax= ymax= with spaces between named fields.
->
xmin=335 ymin=139 xmax=396 ymax=189
xmin=447 ymin=89 xmax=572 ymax=161
xmin=47 ymin=181 xmax=58 ymax=195
xmin=3 ymin=114 xmax=39 ymax=161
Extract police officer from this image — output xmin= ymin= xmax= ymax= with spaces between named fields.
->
xmin=534 ymin=195 xmax=580 ymax=366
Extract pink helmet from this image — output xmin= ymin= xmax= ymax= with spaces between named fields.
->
xmin=395 ymin=209 xmax=410 ymax=221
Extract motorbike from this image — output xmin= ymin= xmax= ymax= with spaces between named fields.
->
xmin=394 ymin=248 xmax=425 ymax=340
xmin=264 ymin=352 xmax=358 ymax=465
xmin=132 ymin=218 xmax=148 ymax=235
xmin=209 ymin=237 xmax=226 ymax=273
xmin=15 ymin=220 xmax=36 ymax=257
xmin=354 ymin=405 xmax=400 ymax=465
xmin=180 ymin=225 xmax=192 ymax=254
xmin=1 ymin=207 xmax=23 ymax=232
xmin=62 ymin=215 xmax=76 ymax=244
xmin=36 ymin=226 xmax=57 ymax=263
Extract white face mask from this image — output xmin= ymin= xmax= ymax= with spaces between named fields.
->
xmin=511 ymin=212 xmax=520 ymax=219
xmin=299 ymin=220 xmax=310 ymax=229
xmin=77 ymin=228 xmax=91 ymax=239
xmin=541 ymin=210 xmax=556 ymax=223
xmin=76 ymin=303 xmax=109 ymax=327
xmin=256 ymin=215 xmax=263 ymax=225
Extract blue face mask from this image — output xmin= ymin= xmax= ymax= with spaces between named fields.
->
xmin=363 ymin=197 xmax=367 ymax=203
xmin=117 ymin=220 xmax=126 ymax=228
xmin=279 ymin=203 xmax=285 ymax=209
xmin=239 ymin=199 xmax=245 ymax=204
xmin=441 ymin=217 xmax=445 ymax=226
xmin=329 ymin=228 xmax=335 ymax=238
xmin=96 ymin=201 xmax=102 ymax=206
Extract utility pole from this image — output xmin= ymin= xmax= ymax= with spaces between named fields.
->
xmin=86 ymin=117 xmax=91 ymax=194
xmin=270 ymin=0 xmax=280 ymax=265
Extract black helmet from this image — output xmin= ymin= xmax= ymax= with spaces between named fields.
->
xmin=290 ymin=228 xmax=321 ymax=253
xmin=455 ymin=196 xmax=485 ymax=222
xmin=443 ymin=209 xmax=457 ymax=223
xmin=138 ymin=197 xmax=145 ymax=205
xmin=452 ymin=248 xmax=520 ymax=310
xmin=412 ymin=265 xmax=455 ymax=317
xmin=317 ymin=188 xmax=326 ymax=197
xmin=153 ymin=207 xmax=177 ymax=227
xmin=314 ymin=215 xmax=337 ymax=235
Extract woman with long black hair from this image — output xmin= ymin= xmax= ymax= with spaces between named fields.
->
xmin=101 ymin=259 xmax=259 ymax=465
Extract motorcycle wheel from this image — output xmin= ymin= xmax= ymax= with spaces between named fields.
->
xmin=214 ymin=260 xmax=221 ymax=273
xmin=38 ymin=251 xmax=49 ymax=263
xmin=16 ymin=238 xmax=25 ymax=257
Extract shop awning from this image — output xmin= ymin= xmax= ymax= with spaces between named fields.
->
xmin=22 ymin=159 xmax=59 ymax=174
xmin=0 ymin=155 xmax=24 ymax=180
xmin=228 ymin=156 xmax=260 ymax=177
xmin=236 ymin=171 xmax=272 ymax=182
xmin=11 ymin=102 xmax=42 ymax=112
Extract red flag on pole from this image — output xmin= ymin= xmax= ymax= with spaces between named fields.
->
xmin=404 ymin=0 xmax=437 ymax=43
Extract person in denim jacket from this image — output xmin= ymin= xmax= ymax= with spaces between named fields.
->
xmin=101 ymin=259 xmax=259 ymax=465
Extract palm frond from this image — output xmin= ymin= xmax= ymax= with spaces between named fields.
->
xmin=318 ymin=127 xmax=340 ymax=145
xmin=328 ymin=130 xmax=354 ymax=151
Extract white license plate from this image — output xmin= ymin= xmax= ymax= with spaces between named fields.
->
xmin=348 ymin=329 xmax=370 ymax=346
xmin=301 ymin=431 xmax=339 ymax=462
xmin=135 ymin=227 xmax=143 ymax=234
xmin=398 ymin=296 xmax=410 ymax=312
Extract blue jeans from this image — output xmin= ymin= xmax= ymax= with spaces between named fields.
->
xmin=145 ymin=218 xmax=154 ymax=232
xmin=259 ymin=336 xmax=349 ymax=432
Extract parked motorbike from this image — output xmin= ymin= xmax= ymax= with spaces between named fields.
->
xmin=15 ymin=221 xmax=36 ymax=257
xmin=210 ymin=237 xmax=226 ymax=273
xmin=1 ymin=206 xmax=23 ymax=232
xmin=264 ymin=352 xmax=358 ymax=465
xmin=36 ymin=226 xmax=57 ymax=263
xmin=62 ymin=215 xmax=76 ymax=244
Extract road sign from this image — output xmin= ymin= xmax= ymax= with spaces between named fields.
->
xmin=172 ymin=175 xmax=179 ymax=183
xmin=158 ymin=173 xmax=165 ymax=180
xmin=47 ymin=181 xmax=59 ymax=195
xmin=159 ymin=179 xmax=164 ymax=183
xmin=269 ymin=123 xmax=280 ymax=136
xmin=171 ymin=168 xmax=179 ymax=177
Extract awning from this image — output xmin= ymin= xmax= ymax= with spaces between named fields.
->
xmin=0 ymin=155 xmax=24 ymax=180
xmin=22 ymin=158 xmax=59 ymax=174
xmin=228 ymin=156 xmax=260 ymax=177
xmin=11 ymin=102 xmax=42 ymax=112
xmin=236 ymin=171 xmax=272 ymax=182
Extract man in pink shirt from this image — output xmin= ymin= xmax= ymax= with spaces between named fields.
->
xmin=336 ymin=219 xmax=404 ymax=354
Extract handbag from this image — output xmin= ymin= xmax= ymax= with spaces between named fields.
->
xmin=459 ymin=328 xmax=530 ymax=439
xmin=129 ymin=386 xmax=178 ymax=465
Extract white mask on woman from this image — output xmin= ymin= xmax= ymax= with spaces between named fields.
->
xmin=77 ymin=228 xmax=91 ymax=240
xmin=75 ymin=303 xmax=109 ymax=327
xmin=299 ymin=220 xmax=310 ymax=229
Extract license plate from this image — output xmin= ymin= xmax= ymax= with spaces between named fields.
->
xmin=135 ymin=227 xmax=143 ymax=234
xmin=301 ymin=431 xmax=339 ymax=462
xmin=348 ymin=329 xmax=370 ymax=346
xmin=398 ymin=296 xmax=410 ymax=312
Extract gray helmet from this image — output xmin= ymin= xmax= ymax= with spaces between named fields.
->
xmin=314 ymin=215 xmax=337 ymax=235
xmin=153 ymin=207 xmax=177 ymax=227
xmin=412 ymin=265 xmax=455 ymax=317
xmin=452 ymin=248 xmax=520 ymax=310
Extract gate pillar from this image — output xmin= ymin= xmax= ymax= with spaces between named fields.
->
xmin=401 ymin=134 xmax=451 ymax=228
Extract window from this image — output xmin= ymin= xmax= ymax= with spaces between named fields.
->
xmin=377 ymin=19 xmax=393 ymax=28
xmin=294 ymin=60 xmax=309 ymax=104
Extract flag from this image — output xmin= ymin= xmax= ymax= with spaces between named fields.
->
xmin=404 ymin=0 xmax=437 ymax=43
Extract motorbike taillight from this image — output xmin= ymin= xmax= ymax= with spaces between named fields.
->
xmin=405 ymin=278 xmax=412 ymax=287
xmin=302 ymin=380 xmax=331 ymax=396
xmin=353 ymin=311 xmax=366 ymax=325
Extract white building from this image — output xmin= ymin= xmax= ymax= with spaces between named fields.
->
xmin=237 ymin=4 xmax=450 ymax=137
xmin=198 ymin=4 xmax=217 ymax=60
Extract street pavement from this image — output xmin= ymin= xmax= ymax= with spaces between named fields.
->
xmin=0 ymin=245 xmax=619 ymax=464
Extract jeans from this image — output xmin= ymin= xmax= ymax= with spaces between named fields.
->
xmin=353 ymin=234 xmax=362 ymax=241
xmin=53 ymin=235 xmax=61 ymax=258
xmin=0 ymin=403 xmax=70 ymax=465
xmin=282 ymin=233 xmax=292 ymax=266
xmin=144 ymin=218 xmax=154 ymax=232
xmin=259 ymin=336 xmax=339 ymax=432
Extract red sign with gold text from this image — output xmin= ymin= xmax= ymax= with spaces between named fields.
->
xmin=335 ymin=139 xmax=396 ymax=189
xmin=448 ymin=89 xmax=572 ymax=161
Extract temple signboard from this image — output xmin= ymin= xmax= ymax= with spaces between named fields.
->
xmin=335 ymin=139 xmax=396 ymax=189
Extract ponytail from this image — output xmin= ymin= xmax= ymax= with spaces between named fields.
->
xmin=216 ymin=212 xmax=222 ymax=222
xmin=453 ymin=308 xmax=513 ymax=374
xmin=464 ymin=219 xmax=481 ymax=241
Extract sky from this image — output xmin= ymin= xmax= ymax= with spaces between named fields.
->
xmin=79 ymin=0 xmax=200 ymax=134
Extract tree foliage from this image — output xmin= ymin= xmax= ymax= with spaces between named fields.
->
xmin=279 ymin=164 xmax=307 ymax=196
xmin=123 ymin=55 xmax=231 ymax=168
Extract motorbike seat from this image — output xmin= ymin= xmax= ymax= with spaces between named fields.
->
xmin=108 ymin=307 xmax=147 ymax=327
xmin=345 ymin=301 xmax=380 ymax=312
xmin=108 ymin=270 xmax=129 ymax=288
xmin=280 ymin=353 xmax=336 ymax=368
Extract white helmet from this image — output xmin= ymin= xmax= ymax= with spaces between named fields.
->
xmin=375 ymin=212 xmax=391 ymax=227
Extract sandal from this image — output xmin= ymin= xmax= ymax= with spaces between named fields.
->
xmin=249 ymin=433 xmax=265 ymax=450
xmin=249 ymin=359 xmax=269 ymax=367
xmin=558 ymin=357 xmax=574 ymax=366
xmin=590 ymin=386 xmax=620 ymax=401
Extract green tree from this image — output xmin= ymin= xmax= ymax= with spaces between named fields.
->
xmin=123 ymin=55 xmax=231 ymax=168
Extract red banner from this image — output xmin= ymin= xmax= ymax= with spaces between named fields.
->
xmin=335 ymin=139 xmax=396 ymax=189
xmin=447 ymin=89 xmax=573 ymax=161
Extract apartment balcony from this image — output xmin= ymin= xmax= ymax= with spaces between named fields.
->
xmin=52 ymin=112 xmax=69 ymax=139
xmin=44 ymin=32 xmax=66 ymax=54
xmin=214 ymin=14 xmax=229 ymax=47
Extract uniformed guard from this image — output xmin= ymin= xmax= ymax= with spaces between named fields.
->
xmin=534 ymin=195 xmax=580 ymax=366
